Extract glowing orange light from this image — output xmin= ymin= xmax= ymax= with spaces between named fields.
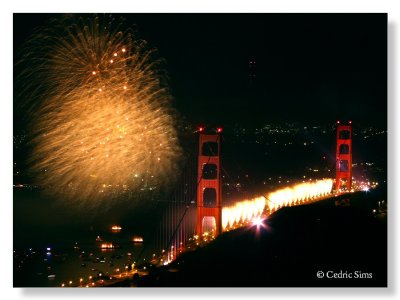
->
xmin=111 ymin=225 xmax=122 ymax=232
xmin=114 ymin=53 xmax=118 ymax=56
xmin=101 ymin=243 xmax=114 ymax=249
xmin=92 ymin=71 xmax=96 ymax=75
xmin=133 ymin=236 xmax=144 ymax=243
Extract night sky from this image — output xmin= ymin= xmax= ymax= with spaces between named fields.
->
xmin=14 ymin=13 xmax=387 ymax=128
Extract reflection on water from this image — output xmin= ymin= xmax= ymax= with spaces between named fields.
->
xmin=14 ymin=232 xmax=150 ymax=287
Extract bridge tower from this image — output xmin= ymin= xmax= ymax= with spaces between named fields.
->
xmin=335 ymin=121 xmax=352 ymax=192
xmin=196 ymin=126 xmax=223 ymax=237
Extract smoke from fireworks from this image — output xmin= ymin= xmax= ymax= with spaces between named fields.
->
xmin=17 ymin=15 xmax=182 ymax=207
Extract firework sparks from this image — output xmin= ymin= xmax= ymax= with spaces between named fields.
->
xmin=222 ymin=196 xmax=265 ymax=230
xmin=222 ymin=179 xmax=333 ymax=230
xmin=17 ymin=15 xmax=181 ymax=206
xmin=267 ymin=179 xmax=333 ymax=211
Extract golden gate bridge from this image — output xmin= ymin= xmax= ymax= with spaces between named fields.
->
xmin=152 ymin=121 xmax=373 ymax=266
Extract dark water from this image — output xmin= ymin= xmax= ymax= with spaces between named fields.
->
xmin=13 ymin=230 xmax=149 ymax=287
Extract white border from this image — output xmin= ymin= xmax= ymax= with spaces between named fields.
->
xmin=2 ymin=1 xmax=398 ymax=300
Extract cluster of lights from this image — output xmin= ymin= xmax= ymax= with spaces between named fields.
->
xmin=60 ymin=261 xmax=138 ymax=288
xmin=350 ymin=179 xmax=378 ymax=193
xmin=100 ymin=243 xmax=114 ymax=249
xmin=164 ymin=240 xmax=189 ymax=264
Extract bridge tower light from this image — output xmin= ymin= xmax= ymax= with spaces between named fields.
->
xmin=196 ymin=127 xmax=222 ymax=237
xmin=335 ymin=120 xmax=352 ymax=192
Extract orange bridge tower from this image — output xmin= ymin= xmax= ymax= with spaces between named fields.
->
xmin=335 ymin=121 xmax=353 ymax=192
xmin=196 ymin=126 xmax=223 ymax=237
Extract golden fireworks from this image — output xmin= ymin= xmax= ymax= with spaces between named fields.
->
xmin=17 ymin=15 xmax=181 ymax=206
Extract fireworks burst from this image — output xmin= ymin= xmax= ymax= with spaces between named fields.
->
xmin=267 ymin=179 xmax=333 ymax=211
xmin=16 ymin=15 xmax=182 ymax=207
xmin=222 ymin=179 xmax=333 ymax=230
